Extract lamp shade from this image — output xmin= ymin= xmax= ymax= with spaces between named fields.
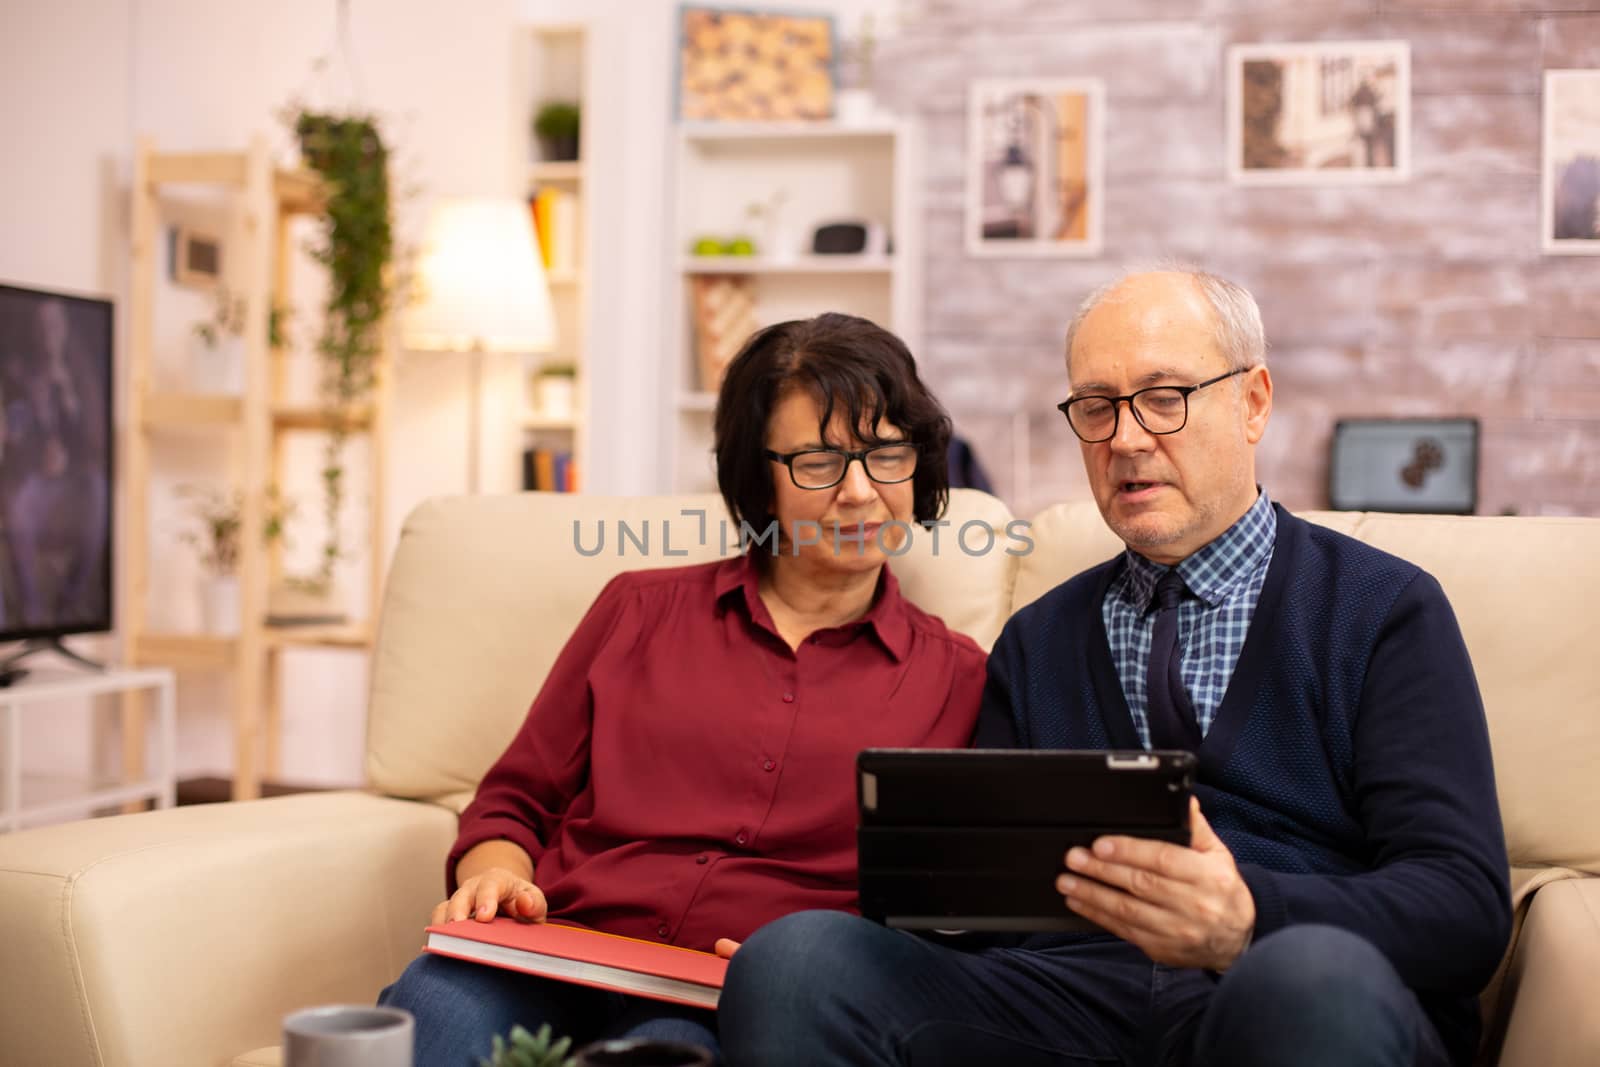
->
xmin=404 ymin=197 xmax=557 ymax=353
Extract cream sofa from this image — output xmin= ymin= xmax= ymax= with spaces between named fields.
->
xmin=0 ymin=490 xmax=1595 ymax=1067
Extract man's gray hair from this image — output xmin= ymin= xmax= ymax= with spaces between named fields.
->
xmin=1063 ymin=263 xmax=1267 ymax=373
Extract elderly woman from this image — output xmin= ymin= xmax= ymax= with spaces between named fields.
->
xmin=380 ymin=312 xmax=987 ymax=1064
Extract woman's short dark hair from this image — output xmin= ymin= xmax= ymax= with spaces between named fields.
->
xmin=714 ymin=312 xmax=952 ymax=534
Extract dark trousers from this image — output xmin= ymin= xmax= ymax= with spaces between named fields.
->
xmin=718 ymin=911 xmax=1453 ymax=1067
xmin=379 ymin=952 xmax=719 ymax=1067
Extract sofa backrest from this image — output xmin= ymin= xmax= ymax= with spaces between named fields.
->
xmin=368 ymin=490 xmax=1600 ymax=885
xmin=1012 ymin=502 xmax=1600 ymax=885
xmin=367 ymin=489 xmax=1017 ymax=808
xmin=1350 ymin=513 xmax=1600 ymax=883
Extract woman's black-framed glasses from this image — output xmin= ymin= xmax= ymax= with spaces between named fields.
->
xmin=1056 ymin=367 xmax=1249 ymax=443
xmin=764 ymin=443 xmax=920 ymax=490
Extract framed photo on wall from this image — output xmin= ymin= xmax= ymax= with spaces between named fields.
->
xmin=168 ymin=225 xmax=222 ymax=289
xmin=676 ymin=6 xmax=835 ymax=122
xmin=966 ymin=78 xmax=1105 ymax=257
xmin=1542 ymin=69 xmax=1600 ymax=256
xmin=1227 ymin=40 xmax=1411 ymax=185
xmin=1327 ymin=417 xmax=1479 ymax=515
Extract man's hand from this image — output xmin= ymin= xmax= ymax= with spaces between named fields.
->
xmin=429 ymin=867 xmax=548 ymax=927
xmin=1055 ymin=796 xmax=1255 ymax=971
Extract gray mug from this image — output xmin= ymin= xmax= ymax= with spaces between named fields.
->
xmin=283 ymin=1004 xmax=415 ymax=1067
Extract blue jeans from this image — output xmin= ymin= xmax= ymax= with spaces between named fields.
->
xmin=718 ymin=911 xmax=1453 ymax=1067
xmin=379 ymin=953 xmax=720 ymax=1067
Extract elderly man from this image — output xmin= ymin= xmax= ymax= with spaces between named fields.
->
xmin=716 ymin=269 xmax=1510 ymax=1067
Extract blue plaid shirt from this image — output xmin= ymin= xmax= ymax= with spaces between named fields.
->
xmin=1102 ymin=490 xmax=1277 ymax=748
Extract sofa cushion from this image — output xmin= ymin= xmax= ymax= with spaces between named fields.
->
xmin=1350 ymin=514 xmax=1600 ymax=880
xmin=369 ymin=493 xmax=728 ymax=804
xmin=1494 ymin=877 xmax=1600 ymax=1066
xmin=0 ymin=792 xmax=451 ymax=1067
xmin=368 ymin=489 xmax=1015 ymax=804
xmin=885 ymin=488 xmax=1017 ymax=653
xmin=1012 ymin=499 xmax=1125 ymax=612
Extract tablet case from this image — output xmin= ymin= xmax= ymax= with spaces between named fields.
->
xmin=857 ymin=749 xmax=1196 ymax=932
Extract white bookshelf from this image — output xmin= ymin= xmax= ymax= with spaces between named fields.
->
xmin=520 ymin=22 xmax=590 ymax=491
xmin=667 ymin=120 xmax=923 ymax=492
xmin=681 ymin=255 xmax=895 ymax=274
xmin=529 ymin=160 xmax=586 ymax=183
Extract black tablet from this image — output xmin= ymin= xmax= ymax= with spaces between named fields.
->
xmin=856 ymin=748 xmax=1197 ymax=932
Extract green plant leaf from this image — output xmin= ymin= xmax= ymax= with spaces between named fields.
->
xmin=292 ymin=108 xmax=394 ymax=587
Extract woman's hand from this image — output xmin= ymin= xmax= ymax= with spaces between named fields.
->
xmin=430 ymin=867 xmax=548 ymax=927
xmin=714 ymin=938 xmax=741 ymax=959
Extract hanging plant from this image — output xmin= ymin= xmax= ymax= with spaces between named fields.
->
xmin=293 ymin=109 xmax=394 ymax=592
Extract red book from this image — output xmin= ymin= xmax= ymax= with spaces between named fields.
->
xmin=424 ymin=919 xmax=728 ymax=1009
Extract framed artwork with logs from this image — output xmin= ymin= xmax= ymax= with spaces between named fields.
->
xmin=676 ymin=6 xmax=836 ymax=122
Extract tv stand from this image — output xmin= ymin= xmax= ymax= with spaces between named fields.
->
xmin=0 ymin=638 xmax=108 ymax=687
xmin=1 ymin=665 xmax=176 ymax=831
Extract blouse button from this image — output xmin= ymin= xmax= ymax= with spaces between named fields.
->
xmin=696 ymin=854 xmax=709 ymax=864
xmin=781 ymin=692 xmax=795 ymax=703
xmin=657 ymin=924 xmax=669 ymax=938
xmin=763 ymin=759 xmax=776 ymax=772
xmin=735 ymin=831 xmax=748 ymax=846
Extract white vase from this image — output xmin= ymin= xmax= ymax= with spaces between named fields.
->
xmin=835 ymin=88 xmax=879 ymax=126
xmin=202 ymin=575 xmax=241 ymax=636
xmin=189 ymin=333 xmax=245 ymax=395
xmin=535 ymin=375 xmax=576 ymax=419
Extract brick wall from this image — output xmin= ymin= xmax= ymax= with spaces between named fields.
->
xmin=876 ymin=0 xmax=1599 ymax=518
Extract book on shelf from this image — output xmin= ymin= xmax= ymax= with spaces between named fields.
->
xmin=529 ymin=187 xmax=578 ymax=274
xmin=529 ymin=193 xmax=553 ymax=267
xmin=522 ymin=447 xmax=577 ymax=492
xmin=425 ymin=918 xmax=727 ymax=1010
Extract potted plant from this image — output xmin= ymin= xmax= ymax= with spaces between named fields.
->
xmin=178 ymin=484 xmax=293 ymax=635
xmin=481 ymin=1023 xmax=575 ymax=1067
xmin=836 ymin=14 xmax=880 ymax=124
xmin=190 ymin=289 xmax=289 ymax=394
xmin=189 ymin=287 xmax=246 ymax=394
xmin=534 ymin=361 xmax=578 ymax=419
xmin=291 ymin=108 xmax=395 ymax=599
xmin=533 ymin=101 xmax=582 ymax=162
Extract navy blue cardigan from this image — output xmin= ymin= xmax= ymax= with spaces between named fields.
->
xmin=975 ymin=506 xmax=1511 ymax=1064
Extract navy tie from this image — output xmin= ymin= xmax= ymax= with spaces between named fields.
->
xmin=1146 ymin=569 xmax=1201 ymax=751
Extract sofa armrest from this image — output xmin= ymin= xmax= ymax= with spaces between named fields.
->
xmin=1495 ymin=877 xmax=1600 ymax=1067
xmin=0 ymin=791 xmax=456 ymax=1067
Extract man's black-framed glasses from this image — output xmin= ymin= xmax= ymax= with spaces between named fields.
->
xmin=764 ymin=443 xmax=920 ymax=490
xmin=1056 ymin=367 xmax=1250 ymax=443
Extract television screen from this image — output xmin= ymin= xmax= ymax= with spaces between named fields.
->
xmin=0 ymin=283 xmax=114 ymax=642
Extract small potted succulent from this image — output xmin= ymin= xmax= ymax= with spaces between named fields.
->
xmin=534 ymin=101 xmax=582 ymax=162
xmin=479 ymin=1023 xmax=715 ymax=1067
xmin=481 ymin=1024 xmax=575 ymax=1067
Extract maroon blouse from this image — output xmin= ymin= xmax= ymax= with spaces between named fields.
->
xmin=448 ymin=553 xmax=986 ymax=952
